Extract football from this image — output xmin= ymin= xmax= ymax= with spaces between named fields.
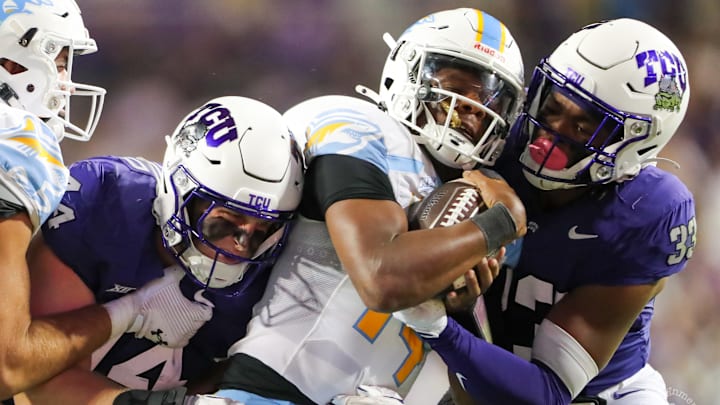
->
xmin=408 ymin=179 xmax=486 ymax=231
xmin=407 ymin=179 xmax=487 ymax=291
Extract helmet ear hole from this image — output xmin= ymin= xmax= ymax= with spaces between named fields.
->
xmin=637 ymin=145 xmax=657 ymax=156
xmin=382 ymin=77 xmax=394 ymax=92
xmin=0 ymin=59 xmax=28 ymax=74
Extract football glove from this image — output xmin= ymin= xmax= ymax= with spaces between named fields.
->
xmin=392 ymin=298 xmax=447 ymax=339
xmin=331 ymin=384 xmax=405 ymax=405
xmin=104 ymin=265 xmax=213 ymax=347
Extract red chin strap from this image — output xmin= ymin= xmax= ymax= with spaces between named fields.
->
xmin=528 ymin=138 xmax=568 ymax=170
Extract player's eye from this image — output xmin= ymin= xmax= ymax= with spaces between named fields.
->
xmin=202 ymin=217 xmax=238 ymax=242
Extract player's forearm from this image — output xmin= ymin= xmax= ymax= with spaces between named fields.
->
xmin=16 ymin=364 xmax=125 ymax=405
xmin=0 ymin=305 xmax=112 ymax=397
xmin=346 ymin=221 xmax=488 ymax=312
xmin=329 ymin=194 xmax=516 ymax=312
xmin=427 ymin=319 xmax=573 ymax=405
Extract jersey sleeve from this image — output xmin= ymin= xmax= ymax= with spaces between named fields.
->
xmin=427 ymin=319 xmax=572 ymax=404
xmin=299 ymin=154 xmax=395 ymax=220
xmin=41 ymin=159 xmax=110 ymax=290
xmin=287 ymin=97 xmax=399 ymax=220
xmin=0 ymin=108 xmax=68 ymax=232
xmin=597 ymin=168 xmax=696 ymax=285
xmin=301 ymin=99 xmax=392 ymax=175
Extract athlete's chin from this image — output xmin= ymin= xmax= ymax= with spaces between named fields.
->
xmin=217 ymin=253 xmax=248 ymax=265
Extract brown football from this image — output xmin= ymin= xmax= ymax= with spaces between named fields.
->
xmin=407 ymin=179 xmax=487 ymax=292
xmin=408 ymin=179 xmax=486 ymax=231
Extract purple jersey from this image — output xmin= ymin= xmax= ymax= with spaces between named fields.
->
xmin=41 ymin=156 xmax=271 ymax=390
xmin=490 ymin=156 xmax=695 ymax=395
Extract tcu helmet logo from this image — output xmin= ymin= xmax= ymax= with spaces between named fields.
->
xmin=174 ymin=102 xmax=239 ymax=156
xmin=635 ymin=49 xmax=687 ymax=112
xmin=248 ymin=194 xmax=271 ymax=211
xmin=655 ymin=75 xmax=683 ymax=112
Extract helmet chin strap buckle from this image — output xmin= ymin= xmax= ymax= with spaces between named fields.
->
xmin=0 ymin=83 xmax=19 ymax=106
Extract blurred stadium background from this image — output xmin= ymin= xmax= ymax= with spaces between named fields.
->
xmin=70 ymin=1 xmax=719 ymax=403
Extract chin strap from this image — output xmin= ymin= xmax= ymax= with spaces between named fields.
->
xmin=0 ymin=83 xmax=20 ymax=107
xmin=355 ymin=85 xmax=385 ymax=110
xmin=613 ymin=156 xmax=681 ymax=185
xmin=642 ymin=156 xmax=680 ymax=170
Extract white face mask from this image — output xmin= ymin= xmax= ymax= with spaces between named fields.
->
xmin=180 ymin=224 xmax=286 ymax=289
xmin=184 ymin=244 xmax=250 ymax=289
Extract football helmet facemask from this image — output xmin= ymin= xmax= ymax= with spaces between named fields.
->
xmin=374 ymin=8 xmax=525 ymax=169
xmin=517 ymin=18 xmax=690 ymax=190
xmin=154 ymin=96 xmax=304 ymax=294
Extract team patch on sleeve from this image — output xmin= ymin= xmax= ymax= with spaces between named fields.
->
xmin=0 ymin=114 xmax=68 ymax=230
xmin=304 ymin=108 xmax=390 ymax=174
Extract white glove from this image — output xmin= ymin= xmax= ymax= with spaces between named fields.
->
xmin=331 ymin=384 xmax=405 ymax=405
xmin=392 ymin=298 xmax=448 ymax=339
xmin=103 ymin=265 xmax=214 ymax=347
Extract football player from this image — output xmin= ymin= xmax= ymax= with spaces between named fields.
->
xmin=16 ymin=96 xmax=304 ymax=404
xmin=201 ymin=8 xmax=527 ymax=405
xmin=0 ymin=1 xmax=208 ymax=399
xmin=395 ymin=18 xmax=695 ymax=404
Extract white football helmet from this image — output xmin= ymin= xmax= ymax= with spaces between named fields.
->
xmin=374 ymin=8 xmax=525 ymax=169
xmin=154 ymin=96 xmax=304 ymax=293
xmin=517 ymin=18 xmax=690 ymax=190
xmin=0 ymin=0 xmax=105 ymax=141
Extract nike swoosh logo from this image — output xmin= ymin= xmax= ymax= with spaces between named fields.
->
xmin=568 ymin=226 xmax=599 ymax=240
xmin=612 ymin=388 xmax=642 ymax=399
xmin=455 ymin=372 xmax=468 ymax=391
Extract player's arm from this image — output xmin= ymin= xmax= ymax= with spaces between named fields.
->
xmin=412 ymin=280 xmax=665 ymax=404
xmin=447 ymin=369 xmax=478 ymax=405
xmin=14 ymin=233 xmax=127 ymax=404
xmin=15 ymin=367 xmax=126 ymax=405
xmin=0 ymin=213 xmax=114 ymax=398
xmin=318 ymin=156 xmax=524 ymax=312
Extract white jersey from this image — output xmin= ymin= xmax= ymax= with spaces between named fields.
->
xmin=228 ymin=95 xmax=441 ymax=403
xmin=0 ymin=104 xmax=67 ymax=233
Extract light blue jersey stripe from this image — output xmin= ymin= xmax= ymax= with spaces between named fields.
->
xmin=214 ymin=389 xmax=294 ymax=405
xmin=387 ymin=154 xmax=425 ymax=175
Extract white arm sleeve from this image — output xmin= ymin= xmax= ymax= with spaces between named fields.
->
xmin=531 ymin=319 xmax=599 ymax=398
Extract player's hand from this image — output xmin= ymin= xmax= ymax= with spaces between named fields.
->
xmin=443 ymin=246 xmax=505 ymax=313
xmin=392 ymin=298 xmax=447 ymax=339
xmin=443 ymin=267 xmax=481 ymax=313
xmin=129 ymin=266 xmax=214 ymax=347
xmin=475 ymin=246 xmax=504 ymax=294
xmin=104 ymin=265 xmax=214 ymax=347
xmin=331 ymin=384 xmax=405 ymax=405
xmin=462 ymin=169 xmax=526 ymax=238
